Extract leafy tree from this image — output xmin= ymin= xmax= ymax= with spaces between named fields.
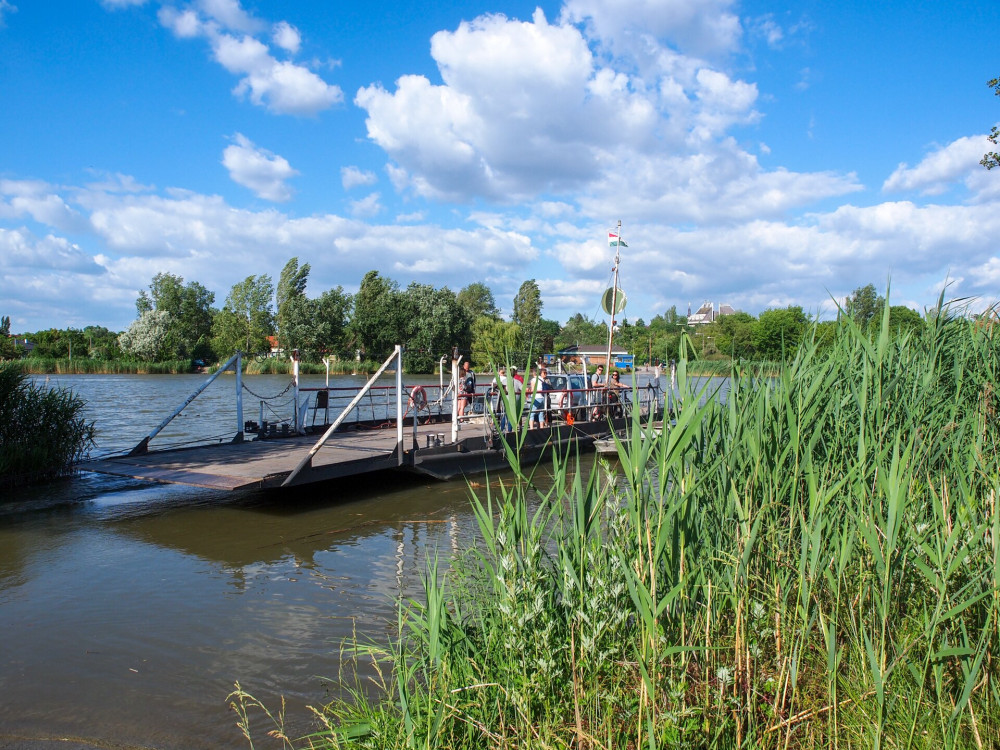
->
xmin=982 ymin=75 xmax=1000 ymax=170
xmin=119 ymin=310 xmax=173 ymax=361
xmin=351 ymin=270 xmax=407 ymax=361
xmin=0 ymin=316 xmax=15 ymax=360
xmin=276 ymin=257 xmax=311 ymax=355
xmin=471 ymin=317 xmax=523 ymax=369
xmin=512 ymin=279 xmax=543 ymax=354
xmin=211 ymin=275 xmax=275 ymax=356
xmin=844 ymin=283 xmax=885 ymax=329
xmin=712 ymin=311 xmax=756 ymax=358
xmin=134 ymin=272 xmax=215 ymax=359
xmin=314 ymin=286 xmax=352 ymax=358
xmin=554 ymin=313 xmax=608 ymax=352
xmin=403 ymin=284 xmax=472 ymax=372
xmin=752 ymin=306 xmax=809 ymax=361
xmin=887 ymin=305 xmax=923 ymax=336
xmin=457 ymin=282 xmax=499 ymax=320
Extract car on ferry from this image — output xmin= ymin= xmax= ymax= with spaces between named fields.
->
xmin=545 ymin=373 xmax=589 ymax=421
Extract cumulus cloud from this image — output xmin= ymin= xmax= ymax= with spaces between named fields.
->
xmin=349 ymin=192 xmax=382 ymax=218
xmin=272 ymin=21 xmax=300 ymax=54
xmin=158 ymin=2 xmax=340 ymax=115
xmin=883 ymin=134 xmax=991 ymax=196
xmin=341 ymin=166 xmax=377 ymax=190
xmin=561 ymin=0 xmax=742 ymax=60
xmin=222 ymin=133 xmax=298 ymax=201
xmin=0 ymin=179 xmax=89 ymax=232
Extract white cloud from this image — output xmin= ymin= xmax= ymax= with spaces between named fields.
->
xmin=0 ymin=179 xmax=89 ymax=232
xmin=99 ymin=0 xmax=145 ymax=9
xmin=883 ymin=134 xmax=991 ymax=196
xmin=560 ymin=0 xmax=742 ymax=60
xmin=341 ymin=166 xmax=377 ymax=190
xmin=349 ymin=192 xmax=382 ymax=218
xmin=222 ymin=133 xmax=298 ymax=202
xmin=272 ymin=21 xmax=301 ymax=54
xmin=158 ymin=3 xmax=341 ymax=116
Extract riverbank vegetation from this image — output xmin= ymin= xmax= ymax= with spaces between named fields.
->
xmin=234 ymin=299 xmax=999 ymax=748
xmin=4 ymin=262 xmax=942 ymax=377
xmin=0 ymin=363 xmax=95 ymax=489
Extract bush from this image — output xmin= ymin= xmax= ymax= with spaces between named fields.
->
xmin=0 ymin=364 xmax=95 ymax=489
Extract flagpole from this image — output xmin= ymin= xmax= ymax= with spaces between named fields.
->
xmin=604 ymin=220 xmax=622 ymax=378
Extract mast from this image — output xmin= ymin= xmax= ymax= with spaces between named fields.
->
xmin=604 ymin=219 xmax=622 ymax=377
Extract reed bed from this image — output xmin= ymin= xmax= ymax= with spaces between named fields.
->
xmin=242 ymin=358 xmax=383 ymax=376
xmin=0 ymin=363 xmax=95 ymax=489
xmin=16 ymin=357 xmax=196 ymax=374
xmin=234 ymin=303 xmax=999 ymax=749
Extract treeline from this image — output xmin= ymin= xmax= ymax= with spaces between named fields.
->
xmin=2 ymin=271 xmax=930 ymax=374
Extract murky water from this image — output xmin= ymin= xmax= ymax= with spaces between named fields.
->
xmin=0 ymin=370 xmax=696 ymax=749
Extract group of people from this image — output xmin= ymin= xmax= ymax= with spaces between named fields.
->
xmin=456 ymin=360 xmax=631 ymax=432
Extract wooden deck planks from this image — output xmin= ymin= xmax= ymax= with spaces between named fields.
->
xmin=80 ymin=422 xmax=486 ymax=490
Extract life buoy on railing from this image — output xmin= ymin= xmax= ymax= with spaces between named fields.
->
xmin=408 ymin=385 xmax=428 ymax=412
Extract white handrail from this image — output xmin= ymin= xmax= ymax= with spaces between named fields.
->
xmin=281 ymin=346 xmax=401 ymax=487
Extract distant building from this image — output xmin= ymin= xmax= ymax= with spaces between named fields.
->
xmin=687 ymin=302 xmax=738 ymax=325
xmin=13 ymin=338 xmax=35 ymax=354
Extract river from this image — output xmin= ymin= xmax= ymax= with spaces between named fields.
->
xmin=1 ymin=370 xmax=686 ymax=750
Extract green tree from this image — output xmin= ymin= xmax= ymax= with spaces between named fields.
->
xmin=712 ymin=311 xmax=756 ymax=358
xmin=351 ymin=270 xmax=406 ymax=361
xmin=471 ymin=317 xmax=523 ymax=369
xmin=982 ymin=75 xmax=1000 ymax=170
xmin=752 ymin=306 xmax=809 ymax=361
xmin=135 ymin=272 xmax=215 ymax=359
xmin=844 ymin=283 xmax=885 ymax=329
xmin=276 ymin=257 xmax=311 ymax=355
xmin=0 ymin=316 xmax=15 ymax=360
xmin=554 ymin=313 xmax=608 ymax=352
xmin=211 ymin=275 xmax=275 ymax=356
xmin=512 ymin=280 xmax=543 ymax=355
xmin=457 ymin=282 xmax=499 ymax=320
xmin=403 ymin=284 xmax=472 ymax=373
xmin=887 ymin=305 xmax=923 ymax=336
xmin=119 ymin=310 xmax=173 ymax=361
xmin=314 ymin=286 xmax=352 ymax=358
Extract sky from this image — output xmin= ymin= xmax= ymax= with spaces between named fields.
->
xmin=1 ymin=0 xmax=999 ymax=334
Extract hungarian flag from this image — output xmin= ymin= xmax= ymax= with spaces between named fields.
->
xmin=608 ymin=232 xmax=627 ymax=247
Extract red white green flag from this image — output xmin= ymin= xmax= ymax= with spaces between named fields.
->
xmin=608 ymin=232 xmax=627 ymax=247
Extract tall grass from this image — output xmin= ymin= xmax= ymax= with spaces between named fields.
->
xmin=234 ymin=302 xmax=999 ymax=748
xmin=0 ymin=363 xmax=96 ymax=489
xmin=16 ymin=357 xmax=196 ymax=374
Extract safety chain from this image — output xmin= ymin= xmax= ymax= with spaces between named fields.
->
xmin=242 ymin=379 xmax=294 ymax=401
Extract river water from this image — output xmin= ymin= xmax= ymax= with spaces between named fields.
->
xmin=0 ymin=373 xmax=495 ymax=749
xmin=1 ymin=370 xmax=687 ymax=750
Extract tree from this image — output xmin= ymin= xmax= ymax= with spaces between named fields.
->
xmin=276 ymin=257 xmax=311 ymax=355
xmin=471 ymin=317 xmax=523 ymax=369
xmin=211 ymin=275 xmax=275 ymax=356
xmin=887 ymin=305 xmax=923 ymax=336
xmin=119 ymin=310 xmax=173 ymax=361
xmin=712 ymin=311 xmax=756 ymax=358
xmin=457 ymin=282 xmax=499 ymax=320
xmin=403 ymin=284 xmax=472 ymax=373
xmin=982 ymin=75 xmax=1000 ymax=170
xmin=844 ymin=283 xmax=885 ymax=329
xmin=351 ymin=270 xmax=406 ymax=361
xmin=134 ymin=272 xmax=215 ymax=360
xmin=512 ymin=280 xmax=542 ymax=355
xmin=0 ymin=316 xmax=16 ymax=360
xmin=314 ymin=286 xmax=352 ymax=358
xmin=752 ymin=306 xmax=809 ymax=361
xmin=554 ymin=313 xmax=608 ymax=352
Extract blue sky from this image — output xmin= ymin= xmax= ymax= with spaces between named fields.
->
xmin=1 ymin=0 xmax=998 ymax=333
